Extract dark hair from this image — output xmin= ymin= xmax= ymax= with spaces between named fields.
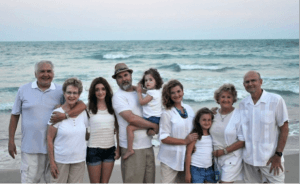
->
xmin=62 ymin=78 xmax=83 ymax=94
xmin=191 ymin=107 xmax=214 ymax=140
xmin=88 ymin=77 xmax=114 ymax=115
xmin=139 ymin=68 xmax=163 ymax=89
xmin=162 ymin=79 xmax=183 ymax=109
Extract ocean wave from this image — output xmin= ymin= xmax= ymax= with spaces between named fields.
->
xmin=0 ymin=87 xmax=19 ymax=93
xmin=159 ymin=63 xmax=235 ymax=72
xmin=265 ymin=89 xmax=299 ymax=95
xmin=266 ymin=76 xmax=299 ymax=81
xmin=183 ymin=89 xmax=249 ymax=103
xmin=91 ymin=53 xmax=132 ymax=60
xmin=0 ymin=102 xmax=13 ymax=112
xmin=103 ymin=54 xmax=131 ymax=59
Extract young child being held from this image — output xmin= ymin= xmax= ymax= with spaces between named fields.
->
xmin=185 ymin=108 xmax=217 ymax=183
xmin=123 ymin=68 xmax=163 ymax=160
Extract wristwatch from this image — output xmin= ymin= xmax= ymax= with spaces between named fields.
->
xmin=275 ymin=151 xmax=283 ymax=157
xmin=65 ymin=112 xmax=70 ymax=119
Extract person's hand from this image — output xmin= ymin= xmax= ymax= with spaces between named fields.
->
xmin=213 ymin=149 xmax=224 ymax=157
xmin=211 ymin=107 xmax=218 ymax=115
xmin=8 ymin=141 xmax=17 ymax=159
xmin=185 ymin=173 xmax=192 ymax=183
xmin=147 ymin=129 xmax=156 ymax=136
xmin=50 ymin=111 xmax=66 ymax=124
xmin=185 ymin=133 xmax=198 ymax=145
xmin=136 ymin=83 xmax=143 ymax=93
xmin=114 ymin=148 xmax=120 ymax=160
xmin=266 ymin=155 xmax=283 ymax=176
xmin=50 ymin=162 xmax=59 ymax=179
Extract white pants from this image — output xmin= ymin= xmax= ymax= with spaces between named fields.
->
xmin=243 ymin=162 xmax=285 ymax=183
xmin=20 ymin=152 xmax=50 ymax=183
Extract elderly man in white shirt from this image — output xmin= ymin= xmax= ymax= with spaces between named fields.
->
xmin=8 ymin=61 xmax=86 ymax=183
xmin=239 ymin=71 xmax=289 ymax=183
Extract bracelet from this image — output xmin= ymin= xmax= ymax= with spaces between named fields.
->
xmin=223 ymin=148 xmax=228 ymax=155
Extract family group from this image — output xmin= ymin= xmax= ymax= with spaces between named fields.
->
xmin=8 ymin=61 xmax=289 ymax=183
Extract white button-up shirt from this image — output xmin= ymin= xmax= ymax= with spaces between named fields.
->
xmin=157 ymin=102 xmax=195 ymax=171
xmin=239 ymin=90 xmax=289 ymax=166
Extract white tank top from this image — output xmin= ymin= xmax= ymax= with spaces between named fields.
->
xmin=88 ymin=109 xmax=115 ymax=148
xmin=191 ymin=135 xmax=213 ymax=168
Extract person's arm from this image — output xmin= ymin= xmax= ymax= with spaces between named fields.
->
xmin=159 ymin=112 xmax=198 ymax=145
xmin=119 ymin=110 xmax=158 ymax=132
xmin=267 ymin=121 xmax=289 ymax=175
xmin=114 ymin=115 xmax=120 ymax=160
xmin=213 ymin=141 xmax=245 ymax=157
xmin=47 ymin=125 xmax=59 ymax=179
xmin=136 ymin=84 xmax=152 ymax=106
xmin=8 ymin=114 xmax=20 ymax=159
xmin=50 ymin=101 xmax=86 ymax=124
xmin=185 ymin=141 xmax=196 ymax=183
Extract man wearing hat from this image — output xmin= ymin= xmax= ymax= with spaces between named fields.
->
xmin=112 ymin=63 xmax=158 ymax=183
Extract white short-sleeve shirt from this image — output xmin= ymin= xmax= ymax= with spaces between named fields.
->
xmin=142 ymin=89 xmax=162 ymax=118
xmin=112 ymin=88 xmax=152 ymax=149
xmin=11 ymin=81 xmax=63 ymax=154
xmin=48 ymin=107 xmax=88 ymax=164
xmin=157 ymin=103 xmax=195 ymax=171
xmin=239 ymin=90 xmax=289 ymax=166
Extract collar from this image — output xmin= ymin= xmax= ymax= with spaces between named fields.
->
xmin=31 ymin=81 xmax=56 ymax=90
xmin=246 ymin=89 xmax=267 ymax=105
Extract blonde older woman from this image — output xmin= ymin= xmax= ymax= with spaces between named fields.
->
xmin=157 ymin=79 xmax=198 ymax=183
xmin=210 ymin=83 xmax=245 ymax=183
xmin=47 ymin=78 xmax=88 ymax=183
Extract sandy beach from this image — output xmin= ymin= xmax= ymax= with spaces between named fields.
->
xmin=0 ymin=153 xmax=298 ymax=183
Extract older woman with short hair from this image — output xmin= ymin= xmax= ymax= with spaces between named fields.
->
xmin=157 ymin=79 xmax=198 ymax=183
xmin=47 ymin=78 xmax=88 ymax=183
xmin=210 ymin=83 xmax=245 ymax=183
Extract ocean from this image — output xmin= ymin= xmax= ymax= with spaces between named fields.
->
xmin=0 ymin=39 xmax=299 ymax=169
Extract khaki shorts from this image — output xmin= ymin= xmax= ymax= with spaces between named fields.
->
xmin=20 ymin=152 xmax=50 ymax=183
xmin=120 ymin=147 xmax=155 ymax=183
xmin=243 ymin=161 xmax=285 ymax=183
xmin=50 ymin=161 xmax=85 ymax=183
xmin=160 ymin=162 xmax=185 ymax=183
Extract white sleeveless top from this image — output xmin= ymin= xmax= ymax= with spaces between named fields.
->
xmin=191 ymin=135 xmax=213 ymax=168
xmin=88 ymin=109 xmax=115 ymax=148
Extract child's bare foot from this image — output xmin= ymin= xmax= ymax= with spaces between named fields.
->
xmin=123 ymin=150 xmax=135 ymax=160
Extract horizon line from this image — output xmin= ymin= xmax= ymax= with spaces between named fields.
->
xmin=0 ymin=38 xmax=299 ymax=42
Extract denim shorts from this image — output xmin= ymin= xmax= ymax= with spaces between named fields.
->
xmin=190 ymin=165 xmax=217 ymax=183
xmin=86 ymin=146 xmax=115 ymax=166
xmin=144 ymin=116 xmax=160 ymax=124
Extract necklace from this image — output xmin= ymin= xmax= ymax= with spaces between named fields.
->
xmin=175 ymin=106 xmax=188 ymax=118
xmin=219 ymin=108 xmax=234 ymax=122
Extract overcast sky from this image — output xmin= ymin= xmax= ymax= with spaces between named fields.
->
xmin=0 ymin=0 xmax=298 ymax=41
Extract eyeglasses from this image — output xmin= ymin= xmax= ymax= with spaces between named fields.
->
xmin=65 ymin=91 xmax=79 ymax=95
xmin=244 ymin=79 xmax=258 ymax=84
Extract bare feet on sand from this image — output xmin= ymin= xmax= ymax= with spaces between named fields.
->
xmin=123 ymin=150 xmax=135 ymax=160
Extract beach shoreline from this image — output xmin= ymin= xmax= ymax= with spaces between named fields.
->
xmin=0 ymin=153 xmax=298 ymax=183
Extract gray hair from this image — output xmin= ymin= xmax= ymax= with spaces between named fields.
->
xmin=34 ymin=60 xmax=54 ymax=74
xmin=214 ymin=83 xmax=238 ymax=104
xmin=243 ymin=70 xmax=261 ymax=81
xmin=63 ymin=78 xmax=83 ymax=95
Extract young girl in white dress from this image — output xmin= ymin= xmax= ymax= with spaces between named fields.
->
xmin=123 ymin=68 xmax=163 ymax=159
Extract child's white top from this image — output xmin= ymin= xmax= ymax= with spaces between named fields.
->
xmin=48 ymin=107 xmax=88 ymax=164
xmin=191 ymin=135 xmax=213 ymax=168
xmin=142 ymin=89 xmax=162 ymax=118
xmin=88 ymin=109 xmax=115 ymax=148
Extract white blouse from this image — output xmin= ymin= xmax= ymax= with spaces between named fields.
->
xmin=88 ymin=109 xmax=115 ymax=148
xmin=157 ymin=102 xmax=195 ymax=171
